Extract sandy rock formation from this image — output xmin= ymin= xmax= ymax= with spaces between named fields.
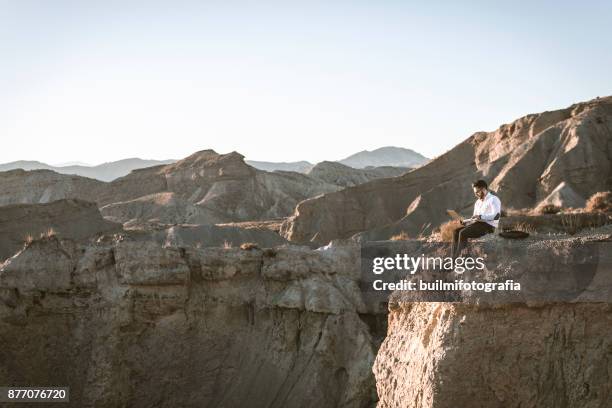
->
xmin=375 ymin=302 xmax=612 ymax=408
xmin=0 ymin=169 xmax=105 ymax=206
xmin=0 ymin=199 xmax=121 ymax=261
xmin=100 ymin=192 xmax=225 ymax=226
xmin=372 ymin=228 xmax=612 ymax=408
xmin=307 ymin=161 xmax=408 ymax=187
xmin=283 ymin=96 xmax=612 ymax=244
xmin=0 ymin=150 xmax=341 ymax=226
xmin=0 ymin=237 xmax=376 ymax=407
xmin=97 ymin=150 xmax=342 ymax=221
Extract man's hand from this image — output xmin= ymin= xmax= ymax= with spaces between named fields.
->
xmin=462 ymin=216 xmax=479 ymax=225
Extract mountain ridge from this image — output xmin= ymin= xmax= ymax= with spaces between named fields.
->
xmin=281 ymin=95 xmax=612 ymax=244
xmin=0 ymin=158 xmax=176 ymax=182
xmin=0 ymin=146 xmax=427 ymax=180
xmin=338 ymin=146 xmax=429 ymax=169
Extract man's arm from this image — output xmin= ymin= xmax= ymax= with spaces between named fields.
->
xmin=461 ymin=201 xmax=479 ymax=224
xmin=479 ymin=196 xmax=501 ymax=221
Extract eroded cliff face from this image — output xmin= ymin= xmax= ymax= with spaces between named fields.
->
xmin=374 ymin=302 xmax=612 ymax=408
xmin=3 ymin=209 xmax=612 ymax=407
xmin=0 ymin=238 xmax=376 ymax=408
xmin=373 ymin=229 xmax=612 ymax=408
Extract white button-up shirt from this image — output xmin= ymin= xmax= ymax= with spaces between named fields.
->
xmin=474 ymin=192 xmax=502 ymax=228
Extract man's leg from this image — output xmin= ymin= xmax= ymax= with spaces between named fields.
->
xmin=451 ymin=226 xmax=466 ymax=258
xmin=455 ymin=222 xmax=494 ymax=257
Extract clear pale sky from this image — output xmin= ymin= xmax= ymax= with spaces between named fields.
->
xmin=1 ymin=1 xmax=611 ymax=165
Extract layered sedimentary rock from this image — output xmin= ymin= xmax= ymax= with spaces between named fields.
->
xmin=283 ymin=96 xmax=612 ymax=244
xmin=0 ymin=199 xmax=121 ymax=261
xmin=0 ymin=237 xmax=376 ymax=407
xmin=373 ymin=226 xmax=612 ymax=408
xmin=375 ymin=302 xmax=612 ymax=408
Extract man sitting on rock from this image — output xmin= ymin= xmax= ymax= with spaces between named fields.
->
xmin=451 ymin=180 xmax=501 ymax=258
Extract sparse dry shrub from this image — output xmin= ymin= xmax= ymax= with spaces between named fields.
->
xmin=390 ymin=231 xmax=409 ymax=241
xmin=439 ymin=220 xmax=462 ymax=242
xmin=586 ymin=191 xmax=612 ymax=213
xmin=240 ymin=242 xmax=259 ymax=250
xmin=222 ymin=240 xmax=233 ymax=249
xmin=24 ymin=234 xmax=34 ymax=245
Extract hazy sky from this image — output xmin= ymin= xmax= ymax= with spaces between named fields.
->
xmin=1 ymin=1 xmax=611 ymax=165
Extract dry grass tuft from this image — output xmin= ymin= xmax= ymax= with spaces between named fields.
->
xmin=240 ymin=242 xmax=259 ymax=250
xmin=586 ymin=191 xmax=612 ymax=213
xmin=24 ymin=228 xmax=56 ymax=247
xmin=41 ymin=227 xmax=56 ymax=239
xmin=222 ymin=240 xmax=233 ymax=249
xmin=390 ymin=231 xmax=410 ymax=241
xmin=439 ymin=220 xmax=462 ymax=242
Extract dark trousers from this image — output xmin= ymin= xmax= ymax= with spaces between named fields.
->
xmin=451 ymin=221 xmax=495 ymax=258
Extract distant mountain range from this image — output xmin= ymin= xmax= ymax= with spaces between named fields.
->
xmin=0 ymin=149 xmax=416 ymax=227
xmin=0 ymin=146 xmax=428 ymax=181
xmin=247 ymin=146 xmax=429 ymax=173
xmin=338 ymin=146 xmax=429 ymax=169
xmin=245 ymin=160 xmax=314 ymax=173
xmin=0 ymin=158 xmax=175 ymax=182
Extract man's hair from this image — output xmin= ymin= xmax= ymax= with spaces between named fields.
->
xmin=472 ymin=180 xmax=488 ymax=189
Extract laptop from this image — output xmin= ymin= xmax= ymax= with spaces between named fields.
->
xmin=446 ymin=209 xmax=462 ymax=220
xmin=446 ymin=209 xmax=476 ymax=225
